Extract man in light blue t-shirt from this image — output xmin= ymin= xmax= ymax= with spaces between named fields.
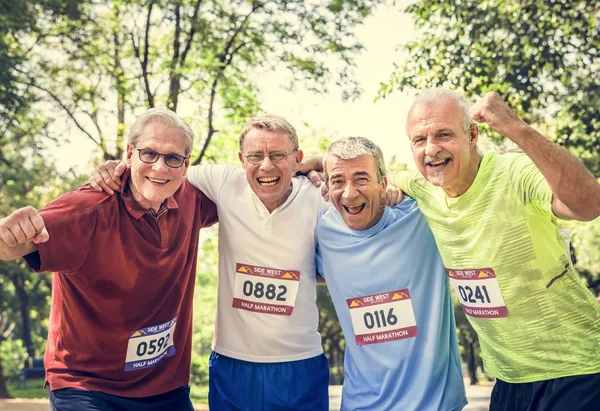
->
xmin=316 ymin=136 xmax=466 ymax=411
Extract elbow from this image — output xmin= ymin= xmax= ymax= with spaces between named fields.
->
xmin=579 ymin=204 xmax=600 ymax=222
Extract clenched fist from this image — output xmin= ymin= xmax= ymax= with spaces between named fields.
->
xmin=0 ymin=206 xmax=48 ymax=260
xmin=470 ymin=92 xmax=526 ymax=139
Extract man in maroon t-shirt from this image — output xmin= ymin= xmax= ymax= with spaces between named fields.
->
xmin=0 ymin=108 xmax=218 ymax=410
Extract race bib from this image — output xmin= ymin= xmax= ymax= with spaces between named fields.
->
xmin=232 ymin=263 xmax=300 ymax=316
xmin=447 ymin=268 xmax=508 ymax=318
xmin=124 ymin=317 xmax=176 ymax=372
xmin=347 ymin=289 xmax=418 ymax=346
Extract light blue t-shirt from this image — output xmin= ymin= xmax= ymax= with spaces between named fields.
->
xmin=316 ymin=198 xmax=467 ymax=411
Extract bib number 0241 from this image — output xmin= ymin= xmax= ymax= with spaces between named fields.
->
xmin=242 ymin=280 xmax=287 ymax=301
xmin=363 ymin=308 xmax=398 ymax=329
xmin=457 ymin=285 xmax=491 ymax=304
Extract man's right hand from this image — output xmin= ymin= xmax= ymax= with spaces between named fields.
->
xmin=89 ymin=160 xmax=127 ymax=195
xmin=0 ymin=206 xmax=48 ymax=260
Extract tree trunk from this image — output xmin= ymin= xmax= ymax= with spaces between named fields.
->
xmin=12 ymin=273 xmax=35 ymax=357
xmin=468 ymin=340 xmax=478 ymax=385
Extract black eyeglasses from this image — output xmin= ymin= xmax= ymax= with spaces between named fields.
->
xmin=243 ymin=150 xmax=297 ymax=165
xmin=134 ymin=146 xmax=188 ymax=168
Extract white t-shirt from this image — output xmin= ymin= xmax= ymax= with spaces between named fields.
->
xmin=187 ymin=164 xmax=330 ymax=362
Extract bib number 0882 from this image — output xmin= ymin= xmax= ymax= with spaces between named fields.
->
xmin=243 ymin=280 xmax=287 ymax=301
xmin=364 ymin=308 xmax=398 ymax=329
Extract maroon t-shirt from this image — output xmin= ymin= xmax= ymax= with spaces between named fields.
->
xmin=24 ymin=173 xmax=217 ymax=397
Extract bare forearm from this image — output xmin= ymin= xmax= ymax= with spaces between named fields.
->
xmin=298 ymin=156 xmax=324 ymax=175
xmin=510 ymin=123 xmax=600 ymax=220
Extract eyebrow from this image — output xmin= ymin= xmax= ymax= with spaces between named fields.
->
xmin=353 ymin=171 xmax=370 ymax=178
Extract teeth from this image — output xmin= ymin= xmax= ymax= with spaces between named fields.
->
xmin=428 ymin=159 xmax=448 ymax=166
xmin=148 ymin=177 xmax=167 ymax=184
xmin=344 ymin=204 xmax=364 ymax=215
xmin=257 ymin=176 xmax=279 ymax=185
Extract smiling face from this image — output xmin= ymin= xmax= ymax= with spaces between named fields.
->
xmin=127 ymin=122 xmax=189 ymax=211
xmin=326 ymin=154 xmax=387 ymax=231
xmin=406 ymin=96 xmax=481 ymax=197
xmin=238 ymin=127 xmax=303 ymax=212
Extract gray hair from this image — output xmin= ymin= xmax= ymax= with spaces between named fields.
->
xmin=128 ymin=108 xmax=195 ymax=155
xmin=323 ymin=136 xmax=386 ymax=184
xmin=239 ymin=115 xmax=298 ymax=151
xmin=408 ymin=88 xmax=475 ymax=135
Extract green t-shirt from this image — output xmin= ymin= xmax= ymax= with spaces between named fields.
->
xmin=394 ymin=151 xmax=600 ymax=383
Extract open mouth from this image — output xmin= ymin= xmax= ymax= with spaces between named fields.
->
xmin=257 ymin=176 xmax=280 ymax=186
xmin=343 ymin=203 xmax=366 ymax=216
xmin=426 ymin=158 xmax=451 ymax=169
xmin=147 ymin=177 xmax=169 ymax=185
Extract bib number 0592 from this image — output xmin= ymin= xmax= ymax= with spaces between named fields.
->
xmin=242 ymin=280 xmax=287 ymax=301
xmin=136 ymin=333 xmax=170 ymax=357
xmin=364 ymin=308 xmax=398 ymax=329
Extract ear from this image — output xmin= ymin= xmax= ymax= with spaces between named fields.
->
xmin=469 ymin=125 xmax=479 ymax=148
xmin=126 ymin=144 xmax=134 ymax=166
xmin=381 ymin=175 xmax=388 ymax=190
xmin=182 ymin=156 xmax=190 ymax=173
xmin=294 ymin=149 xmax=304 ymax=169
xmin=238 ymin=151 xmax=246 ymax=167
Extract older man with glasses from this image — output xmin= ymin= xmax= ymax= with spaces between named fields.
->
xmin=0 ymin=108 xmax=218 ymax=410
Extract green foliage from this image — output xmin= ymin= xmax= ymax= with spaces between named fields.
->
xmin=0 ymin=338 xmax=27 ymax=383
xmin=191 ymin=228 xmax=219 ymax=389
xmin=0 ymin=0 xmax=85 ymax=126
xmin=11 ymin=0 xmax=385 ymax=164
xmin=317 ymin=285 xmax=345 ymax=384
xmin=569 ymin=217 xmax=600 ymax=295
xmin=385 ymin=0 xmax=600 ymax=174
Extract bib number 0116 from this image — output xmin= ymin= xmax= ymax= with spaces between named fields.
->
xmin=364 ymin=308 xmax=398 ymax=329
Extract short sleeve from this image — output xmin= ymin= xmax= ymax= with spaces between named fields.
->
xmin=392 ymin=170 xmax=419 ymax=198
xmin=509 ymin=154 xmax=552 ymax=212
xmin=186 ymin=164 xmax=238 ymax=203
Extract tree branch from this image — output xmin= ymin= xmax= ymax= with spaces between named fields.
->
xmin=27 ymin=81 xmax=101 ymax=146
xmin=167 ymin=4 xmax=183 ymax=111
xmin=132 ymin=0 xmax=155 ymax=108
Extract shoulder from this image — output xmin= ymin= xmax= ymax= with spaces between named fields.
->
xmin=316 ymin=207 xmax=342 ymax=231
xmin=40 ymin=184 xmax=117 ymax=227
xmin=293 ymin=177 xmax=330 ymax=212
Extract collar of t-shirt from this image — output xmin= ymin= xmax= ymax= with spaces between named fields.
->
xmin=119 ymin=169 xmax=179 ymax=220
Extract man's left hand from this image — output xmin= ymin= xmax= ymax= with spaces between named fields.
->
xmin=470 ymin=92 xmax=526 ymax=138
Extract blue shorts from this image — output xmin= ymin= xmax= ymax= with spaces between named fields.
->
xmin=209 ymin=352 xmax=329 ymax=411
xmin=490 ymin=372 xmax=600 ymax=411
xmin=48 ymin=384 xmax=194 ymax=411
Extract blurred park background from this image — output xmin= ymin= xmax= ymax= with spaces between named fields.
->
xmin=1 ymin=0 xmax=599 ymax=404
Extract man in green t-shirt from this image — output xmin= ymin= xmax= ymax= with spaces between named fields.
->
xmin=393 ymin=88 xmax=600 ymax=411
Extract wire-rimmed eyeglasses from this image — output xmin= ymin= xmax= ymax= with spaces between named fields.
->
xmin=243 ymin=149 xmax=297 ymax=165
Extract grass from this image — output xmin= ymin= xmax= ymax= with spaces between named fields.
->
xmin=6 ymin=378 xmax=209 ymax=405
xmin=7 ymin=378 xmax=48 ymax=399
